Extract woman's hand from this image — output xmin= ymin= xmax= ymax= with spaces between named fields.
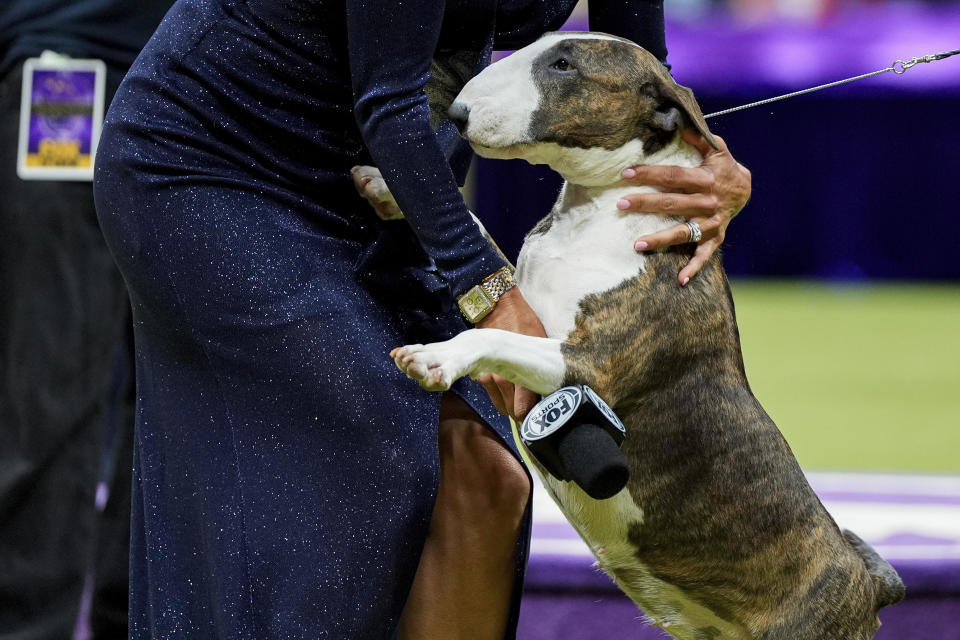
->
xmin=616 ymin=130 xmax=751 ymax=285
xmin=474 ymin=287 xmax=546 ymax=421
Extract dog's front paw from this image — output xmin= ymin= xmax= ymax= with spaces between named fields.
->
xmin=390 ymin=341 xmax=473 ymax=391
xmin=350 ymin=165 xmax=404 ymax=220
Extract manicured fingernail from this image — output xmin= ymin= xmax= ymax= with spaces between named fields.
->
xmin=634 ymin=240 xmax=648 ymax=251
xmin=681 ymin=276 xmax=690 ymax=286
xmin=617 ymin=198 xmax=631 ymax=210
xmin=621 ymin=168 xmax=636 ymax=179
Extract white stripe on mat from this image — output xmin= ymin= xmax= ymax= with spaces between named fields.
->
xmin=530 ymin=472 xmax=960 ymax=562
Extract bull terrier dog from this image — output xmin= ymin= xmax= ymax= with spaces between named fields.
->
xmin=390 ymin=32 xmax=904 ymax=640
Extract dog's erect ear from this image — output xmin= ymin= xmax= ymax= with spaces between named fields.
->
xmin=660 ymin=82 xmax=718 ymax=150
xmin=644 ymin=67 xmax=718 ymax=150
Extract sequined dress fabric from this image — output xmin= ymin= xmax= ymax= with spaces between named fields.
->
xmin=93 ymin=0 xmax=665 ymax=636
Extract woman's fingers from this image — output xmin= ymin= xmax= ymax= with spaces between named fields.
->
xmin=634 ymin=212 xmax=724 ymax=251
xmin=617 ymin=191 xmax=718 ymax=218
xmin=634 ymin=219 xmax=726 ymax=284
xmin=633 ymin=221 xmax=697 ymax=253
xmin=477 ymin=373 xmax=515 ymax=417
xmin=512 ymin=386 xmax=539 ymax=421
xmin=621 ymin=130 xmax=751 ymax=284
xmin=678 ymin=236 xmax=723 ymax=285
xmin=620 ymin=163 xmax=715 ymax=194
xmin=682 ymin=127 xmax=726 ymax=156
xmin=477 ymin=373 xmax=539 ymax=421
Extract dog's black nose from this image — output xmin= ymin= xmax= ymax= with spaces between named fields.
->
xmin=448 ymin=101 xmax=470 ymax=135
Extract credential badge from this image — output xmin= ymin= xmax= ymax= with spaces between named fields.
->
xmin=17 ymin=53 xmax=106 ymax=181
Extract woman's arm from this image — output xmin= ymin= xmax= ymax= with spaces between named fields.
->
xmin=587 ymin=0 xmax=668 ymax=63
xmin=345 ymin=0 xmax=504 ymax=298
xmin=346 ymin=1 xmax=545 ymax=418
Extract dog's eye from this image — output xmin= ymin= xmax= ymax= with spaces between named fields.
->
xmin=550 ymin=58 xmax=573 ymax=72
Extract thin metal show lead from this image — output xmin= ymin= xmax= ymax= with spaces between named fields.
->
xmin=703 ymin=48 xmax=960 ymax=119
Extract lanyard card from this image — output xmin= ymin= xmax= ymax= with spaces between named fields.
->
xmin=17 ymin=54 xmax=106 ymax=181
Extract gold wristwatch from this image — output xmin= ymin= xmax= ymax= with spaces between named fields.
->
xmin=457 ymin=266 xmax=517 ymax=324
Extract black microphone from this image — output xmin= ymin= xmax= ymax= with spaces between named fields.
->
xmin=519 ymin=385 xmax=629 ymax=500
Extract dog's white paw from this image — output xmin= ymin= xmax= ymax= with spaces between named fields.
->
xmin=351 ymin=165 xmax=404 ymax=220
xmin=390 ymin=341 xmax=475 ymax=391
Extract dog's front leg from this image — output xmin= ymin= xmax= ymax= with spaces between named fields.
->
xmin=391 ymin=329 xmax=565 ymax=395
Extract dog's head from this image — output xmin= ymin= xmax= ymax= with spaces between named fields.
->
xmin=450 ymin=32 xmax=715 ymax=185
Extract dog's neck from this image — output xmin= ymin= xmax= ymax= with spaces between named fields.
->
xmin=518 ymin=134 xmax=702 ymax=188
xmin=514 ymin=135 xmax=709 ymax=340
xmin=549 ymin=136 xmax=703 ymax=233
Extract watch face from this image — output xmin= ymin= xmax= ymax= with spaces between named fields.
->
xmin=458 ymin=287 xmax=493 ymax=322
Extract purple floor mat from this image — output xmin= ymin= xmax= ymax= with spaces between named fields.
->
xmin=520 ymin=472 xmax=960 ymax=639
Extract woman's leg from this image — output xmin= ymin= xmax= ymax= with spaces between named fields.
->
xmin=397 ymin=392 xmax=531 ymax=640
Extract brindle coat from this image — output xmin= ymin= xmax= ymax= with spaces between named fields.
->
xmin=557 ymin=245 xmax=903 ymax=638
xmin=516 ymin=36 xmax=905 ymax=639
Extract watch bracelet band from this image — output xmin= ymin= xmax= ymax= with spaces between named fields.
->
xmin=456 ymin=266 xmax=516 ymax=324
xmin=481 ymin=267 xmax=516 ymax=301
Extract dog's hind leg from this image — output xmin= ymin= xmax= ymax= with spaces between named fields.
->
xmin=391 ymin=329 xmax=565 ymax=394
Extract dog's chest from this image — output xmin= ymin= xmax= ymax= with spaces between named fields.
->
xmin=515 ymin=196 xmax=668 ymax=339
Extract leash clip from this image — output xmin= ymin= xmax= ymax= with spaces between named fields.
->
xmin=892 ymin=57 xmax=918 ymax=74
xmin=892 ymin=52 xmax=950 ymax=74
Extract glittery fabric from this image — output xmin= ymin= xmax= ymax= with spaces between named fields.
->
xmin=92 ymin=0 xmax=665 ymax=637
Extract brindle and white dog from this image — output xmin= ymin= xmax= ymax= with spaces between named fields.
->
xmin=387 ymin=32 xmax=904 ymax=640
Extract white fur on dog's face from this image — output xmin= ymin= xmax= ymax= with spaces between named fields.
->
xmin=452 ymin=38 xmax=548 ymax=155
xmin=451 ymin=33 xmax=711 ymax=186
xmin=455 ymin=33 xmax=637 ymax=152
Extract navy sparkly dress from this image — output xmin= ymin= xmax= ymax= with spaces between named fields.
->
xmin=93 ymin=0 xmax=666 ymax=636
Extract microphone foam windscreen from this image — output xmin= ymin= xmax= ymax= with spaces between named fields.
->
xmin=556 ymin=422 xmax=629 ymax=500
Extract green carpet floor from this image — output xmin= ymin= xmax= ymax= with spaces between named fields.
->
xmin=730 ymin=280 xmax=960 ymax=473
